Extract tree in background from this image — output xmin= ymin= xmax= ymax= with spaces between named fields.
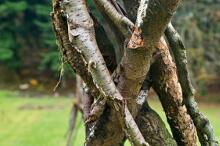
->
xmin=0 ymin=0 xmax=219 ymax=93
xmin=52 ymin=0 xmax=218 ymax=146
xmin=174 ymin=0 xmax=220 ymax=93
xmin=0 ymin=0 xmax=58 ymax=73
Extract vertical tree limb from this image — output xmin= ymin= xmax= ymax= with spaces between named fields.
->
xmin=150 ymin=38 xmax=198 ymax=146
xmin=165 ymin=23 xmax=219 ymax=146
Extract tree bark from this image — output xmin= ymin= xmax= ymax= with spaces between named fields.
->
xmin=50 ymin=0 xmax=218 ymax=146
xmin=59 ymin=0 xmax=148 ymax=145
xmin=150 ymin=38 xmax=197 ymax=146
xmin=136 ymin=101 xmax=177 ymax=146
xmin=85 ymin=0 xmax=181 ymax=145
xmin=165 ymin=24 xmax=219 ymax=146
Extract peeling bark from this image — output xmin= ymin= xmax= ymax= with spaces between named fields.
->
xmin=165 ymin=23 xmax=219 ymax=146
xmin=150 ymin=38 xmax=197 ymax=146
xmin=50 ymin=0 xmax=215 ymax=146
xmin=84 ymin=0 xmax=181 ymax=145
xmin=51 ymin=0 xmax=98 ymax=97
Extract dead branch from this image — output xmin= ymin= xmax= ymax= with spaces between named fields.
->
xmin=165 ymin=23 xmax=219 ymax=146
xmin=150 ymin=38 xmax=198 ymax=146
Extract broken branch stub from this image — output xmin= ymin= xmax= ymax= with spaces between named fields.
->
xmin=127 ymin=26 xmax=145 ymax=49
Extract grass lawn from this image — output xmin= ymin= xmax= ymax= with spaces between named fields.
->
xmin=0 ymin=90 xmax=219 ymax=146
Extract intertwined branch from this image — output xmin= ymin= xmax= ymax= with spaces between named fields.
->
xmin=51 ymin=0 xmax=218 ymax=146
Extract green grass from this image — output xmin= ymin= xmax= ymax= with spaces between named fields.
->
xmin=0 ymin=90 xmax=219 ymax=146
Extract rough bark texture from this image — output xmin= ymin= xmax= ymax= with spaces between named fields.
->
xmin=165 ymin=24 xmax=219 ymax=146
xmin=136 ymin=102 xmax=177 ymax=146
xmin=136 ymin=77 xmax=177 ymax=146
xmin=84 ymin=0 xmax=181 ymax=145
xmin=117 ymin=0 xmax=181 ymax=116
xmin=85 ymin=0 xmax=181 ymax=145
xmin=51 ymin=0 xmax=98 ymax=97
xmin=61 ymin=0 xmax=148 ymax=145
xmin=150 ymin=38 xmax=198 ymax=146
xmin=50 ymin=0 xmax=216 ymax=146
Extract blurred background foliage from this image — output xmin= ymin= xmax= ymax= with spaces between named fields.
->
xmin=173 ymin=0 xmax=220 ymax=94
xmin=0 ymin=0 xmax=219 ymax=94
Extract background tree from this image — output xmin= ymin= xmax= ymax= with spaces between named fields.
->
xmin=0 ymin=0 xmax=219 ymax=94
xmin=51 ymin=0 xmax=218 ymax=146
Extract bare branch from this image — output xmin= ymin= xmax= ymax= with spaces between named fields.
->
xmin=51 ymin=0 xmax=99 ymax=97
xmin=61 ymin=0 xmax=148 ymax=145
xmin=136 ymin=0 xmax=148 ymax=27
xmin=165 ymin=23 xmax=219 ymax=146
xmin=150 ymin=38 xmax=198 ymax=146
xmin=85 ymin=0 xmax=181 ymax=145
xmin=93 ymin=0 xmax=134 ymax=37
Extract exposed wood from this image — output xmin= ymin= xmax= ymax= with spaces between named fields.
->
xmin=165 ymin=23 xmax=219 ymax=146
xmin=50 ymin=0 xmax=217 ymax=146
xmin=150 ymin=38 xmax=197 ymax=146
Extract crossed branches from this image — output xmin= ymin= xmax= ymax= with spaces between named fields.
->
xmin=51 ymin=0 xmax=218 ymax=145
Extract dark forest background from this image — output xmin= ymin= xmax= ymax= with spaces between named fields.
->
xmin=0 ymin=0 xmax=219 ymax=96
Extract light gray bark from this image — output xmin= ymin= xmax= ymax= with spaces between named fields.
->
xmin=62 ymin=0 xmax=148 ymax=145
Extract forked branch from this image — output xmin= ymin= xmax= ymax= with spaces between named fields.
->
xmin=59 ymin=0 xmax=148 ymax=145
